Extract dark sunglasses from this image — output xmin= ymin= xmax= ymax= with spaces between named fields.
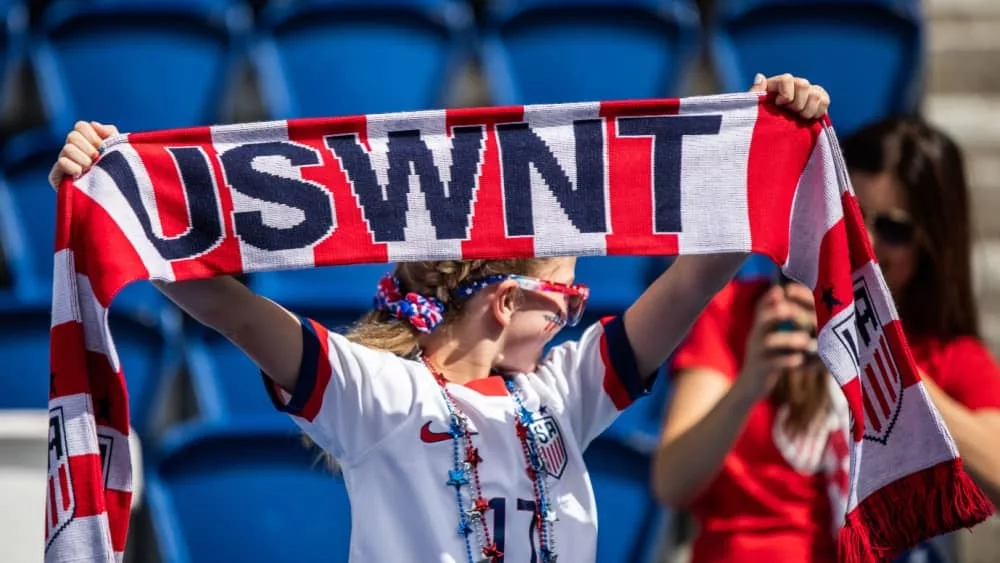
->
xmin=866 ymin=212 xmax=916 ymax=246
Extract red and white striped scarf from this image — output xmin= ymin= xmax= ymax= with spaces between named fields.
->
xmin=45 ymin=93 xmax=991 ymax=562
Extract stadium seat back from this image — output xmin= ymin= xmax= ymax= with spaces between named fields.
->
xmin=255 ymin=0 xmax=475 ymax=118
xmin=148 ymin=423 xmax=351 ymax=563
xmin=482 ymin=0 xmax=700 ymax=105
xmin=32 ymin=0 xmax=248 ymax=134
xmin=710 ymin=0 xmax=924 ymax=136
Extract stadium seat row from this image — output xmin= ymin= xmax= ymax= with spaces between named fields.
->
xmin=1 ymin=0 xmax=924 ymax=136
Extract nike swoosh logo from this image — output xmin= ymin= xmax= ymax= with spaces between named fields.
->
xmin=420 ymin=421 xmax=478 ymax=443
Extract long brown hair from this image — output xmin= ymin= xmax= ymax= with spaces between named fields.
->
xmin=841 ymin=116 xmax=979 ymax=340
xmin=772 ymin=355 xmax=831 ymax=437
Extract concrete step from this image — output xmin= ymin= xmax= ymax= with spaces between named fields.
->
xmin=973 ymin=238 xmax=1000 ymax=353
xmin=929 ymin=17 xmax=1000 ymax=53
xmin=928 ymin=49 xmax=1000 ymax=95
xmin=971 ymin=185 xmax=1000 ymax=240
xmin=925 ymin=5 xmax=1000 ymax=94
xmin=974 ymin=238 xmax=1000 ymax=293
xmin=924 ymin=94 xmax=1000 ymax=150
xmin=926 ymin=0 xmax=1000 ymax=18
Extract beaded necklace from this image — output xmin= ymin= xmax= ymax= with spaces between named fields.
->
xmin=421 ymin=354 xmax=558 ymax=563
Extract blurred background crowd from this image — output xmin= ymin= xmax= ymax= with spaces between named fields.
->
xmin=0 ymin=0 xmax=998 ymax=561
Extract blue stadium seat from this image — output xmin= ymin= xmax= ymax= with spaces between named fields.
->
xmin=0 ymin=1 xmax=27 ymax=97
xmin=31 ymin=0 xmax=250 ymax=135
xmin=146 ymin=419 xmax=351 ymax=563
xmin=1 ymin=129 xmax=60 ymax=305
xmin=710 ymin=0 xmax=925 ymax=136
xmin=735 ymin=252 xmax=777 ymax=283
xmin=253 ymin=0 xmax=476 ymax=118
xmin=0 ymin=307 xmax=51 ymax=409
xmin=481 ymin=0 xmax=701 ymax=105
xmin=0 ymin=172 xmax=33 ymax=306
xmin=249 ymin=264 xmax=391 ymax=319
xmin=0 ymin=304 xmax=180 ymax=434
xmin=584 ymin=436 xmax=669 ymax=563
xmin=183 ymin=326 xmax=288 ymax=421
xmin=575 ymin=256 xmax=657 ymax=315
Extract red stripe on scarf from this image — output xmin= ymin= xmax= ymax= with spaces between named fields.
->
xmin=289 ymin=115 xmax=393 ymax=266
xmin=746 ymin=95 xmax=818 ymax=263
xmin=453 ymin=105 xmax=536 ymax=260
xmin=600 ymin=99 xmax=681 ymax=255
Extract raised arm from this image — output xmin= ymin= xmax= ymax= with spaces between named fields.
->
xmin=51 ymin=121 xmax=304 ymax=392
xmin=622 ymin=73 xmax=829 ymax=377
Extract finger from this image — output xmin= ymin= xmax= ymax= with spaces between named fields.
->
xmin=790 ymin=78 xmax=811 ymax=112
xmin=812 ymin=85 xmax=830 ymax=116
xmin=74 ymin=120 xmax=103 ymax=152
xmin=800 ymin=91 xmax=824 ymax=120
xmin=783 ymin=283 xmax=816 ymax=311
xmin=748 ymin=72 xmax=767 ymax=93
xmin=92 ymin=121 xmax=120 ymax=140
xmin=56 ymin=156 xmax=83 ymax=180
xmin=767 ymin=73 xmax=796 ymax=104
xmin=63 ymin=144 xmax=94 ymax=170
xmin=757 ymin=298 xmax=795 ymax=327
xmin=768 ymin=353 xmax=808 ymax=371
xmin=66 ymin=130 xmax=99 ymax=160
xmin=752 ymin=289 xmax=787 ymax=329
xmin=757 ymin=285 xmax=786 ymax=308
xmin=762 ymin=330 xmax=814 ymax=354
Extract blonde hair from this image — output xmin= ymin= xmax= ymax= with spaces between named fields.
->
xmin=343 ymin=258 xmax=558 ymax=356
xmin=307 ymin=258 xmax=559 ymax=469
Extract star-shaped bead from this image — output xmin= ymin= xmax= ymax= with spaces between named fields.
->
xmin=544 ymin=509 xmax=558 ymax=522
xmin=518 ymin=406 xmax=533 ymax=424
xmin=473 ymin=497 xmax=490 ymax=515
xmin=481 ymin=543 xmax=503 ymax=560
xmin=540 ymin=547 xmax=558 ymax=562
xmin=465 ymin=446 xmax=483 ymax=467
xmin=457 ymin=517 xmax=473 ymax=536
xmin=446 ymin=468 xmax=469 ymax=488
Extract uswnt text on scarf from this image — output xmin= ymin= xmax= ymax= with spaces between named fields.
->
xmin=96 ymin=115 xmax=722 ymax=260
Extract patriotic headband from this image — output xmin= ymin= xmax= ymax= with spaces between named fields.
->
xmin=373 ymin=274 xmax=446 ymax=334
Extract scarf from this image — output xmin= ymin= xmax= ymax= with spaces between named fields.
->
xmin=45 ymin=92 xmax=992 ymax=562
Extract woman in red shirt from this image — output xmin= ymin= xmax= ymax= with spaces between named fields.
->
xmin=651 ymin=116 xmax=1000 ymax=562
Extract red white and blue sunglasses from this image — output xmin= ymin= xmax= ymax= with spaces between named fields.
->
xmin=456 ymin=274 xmax=590 ymax=327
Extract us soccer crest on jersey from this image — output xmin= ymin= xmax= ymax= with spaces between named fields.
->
xmin=529 ymin=415 xmax=568 ymax=479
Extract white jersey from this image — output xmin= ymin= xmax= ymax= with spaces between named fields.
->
xmin=262 ymin=315 xmax=650 ymax=562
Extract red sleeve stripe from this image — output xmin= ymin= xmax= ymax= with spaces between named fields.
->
xmin=599 ymin=316 xmax=652 ymax=411
xmin=261 ymin=316 xmax=332 ymax=423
